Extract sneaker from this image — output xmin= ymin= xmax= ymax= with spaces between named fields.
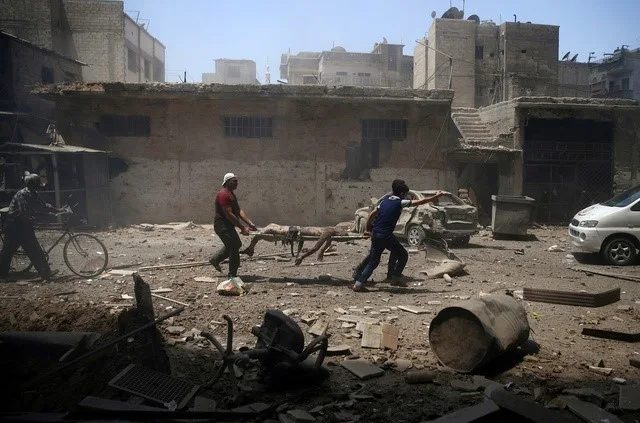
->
xmin=209 ymin=258 xmax=223 ymax=273
xmin=352 ymin=284 xmax=369 ymax=292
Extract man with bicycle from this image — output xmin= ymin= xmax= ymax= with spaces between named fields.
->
xmin=0 ymin=174 xmax=63 ymax=281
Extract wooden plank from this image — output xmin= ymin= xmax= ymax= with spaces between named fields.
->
xmin=336 ymin=315 xmax=379 ymax=325
xmin=582 ymin=327 xmax=640 ymax=342
xmin=523 ymin=287 xmax=620 ymax=307
xmin=139 ymin=261 xmax=209 ymax=271
xmin=397 ymin=305 xmax=430 ymax=314
xmin=572 ymin=266 xmax=640 ymax=282
xmin=285 ymin=260 xmax=347 ymax=268
xmin=150 ymin=293 xmax=189 ymax=307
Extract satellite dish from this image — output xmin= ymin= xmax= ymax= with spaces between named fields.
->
xmin=467 ymin=14 xmax=480 ymax=24
xmin=441 ymin=6 xmax=460 ymax=19
xmin=382 ymin=37 xmax=388 ymax=44
xmin=431 ymin=10 xmax=437 ymax=19
xmin=570 ymin=54 xmax=579 ymax=62
xmin=561 ymin=51 xmax=571 ymax=61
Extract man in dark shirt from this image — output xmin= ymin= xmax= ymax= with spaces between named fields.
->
xmin=352 ymin=180 xmax=443 ymax=292
xmin=209 ymin=173 xmax=257 ymax=278
xmin=0 ymin=174 xmax=63 ymax=280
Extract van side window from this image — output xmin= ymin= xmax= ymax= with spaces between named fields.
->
xmin=630 ymin=201 xmax=640 ymax=211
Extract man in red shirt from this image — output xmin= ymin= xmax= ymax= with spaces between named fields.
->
xmin=209 ymin=173 xmax=257 ymax=278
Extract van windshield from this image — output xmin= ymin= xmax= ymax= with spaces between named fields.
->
xmin=602 ymin=185 xmax=640 ymax=207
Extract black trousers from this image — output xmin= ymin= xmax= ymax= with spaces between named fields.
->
xmin=211 ymin=220 xmax=242 ymax=277
xmin=0 ymin=219 xmax=51 ymax=278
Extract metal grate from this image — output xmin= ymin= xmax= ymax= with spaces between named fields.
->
xmin=109 ymin=364 xmax=199 ymax=410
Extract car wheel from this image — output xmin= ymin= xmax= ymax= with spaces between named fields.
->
xmin=602 ymin=237 xmax=637 ymax=266
xmin=406 ymin=225 xmax=426 ymax=247
xmin=450 ymin=235 xmax=470 ymax=247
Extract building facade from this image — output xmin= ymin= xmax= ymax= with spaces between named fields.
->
xmin=590 ymin=48 xmax=640 ymax=101
xmin=418 ymin=17 xmax=560 ymax=108
xmin=0 ymin=31 xmax=83 ymax=143
xmin=39 ymin=84 xmax=454 ymax=225
xmin=0 ymin=0 xmax=165 ymax=83
xmin=280 ymin=42 xmax=413 ymax=88
xmin=202 ymin=59 xmax=258 ymax=84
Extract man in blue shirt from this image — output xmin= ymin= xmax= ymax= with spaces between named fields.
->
xmin=353 ymin=180 xmax=443 ymax=292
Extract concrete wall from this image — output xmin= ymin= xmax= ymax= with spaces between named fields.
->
xmin=501 ymin=22 xmax=559 ymax=99
xmin=474 ymin=22 xmax=500 ymax=107
xmin=558 ymin=62 xmax=590 ymax=98
xmin=3 ymin=35 xmax=82 ymax=120
xmin=428 ymin=19 xmax=476 ymax=107
xmin=54 ymin=94 xmax=453 ymax=225
xmin=0 ymin=0 xmax=53 ymax=49
xmin=58 ymin=0 xmax=124 ymax=82
xmin=477 ymin=100 xmax=517 ymax=140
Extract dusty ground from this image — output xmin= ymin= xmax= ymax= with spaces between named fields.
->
xmin=1 ymin=224 xmax=639 ymax=422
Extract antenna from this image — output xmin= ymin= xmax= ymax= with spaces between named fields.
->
xmin=562 ymin=51 xmax=570 ymax=60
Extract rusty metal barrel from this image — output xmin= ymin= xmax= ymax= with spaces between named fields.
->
xmin=428 ymin=295 xmax=530 ymax=373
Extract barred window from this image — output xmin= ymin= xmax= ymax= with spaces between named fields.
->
xmin=362 ymin=119 xmax=407 ymax=141
xmin=98 ymin=115 xmax=150 ymax=137
xmin=224 ymin=117 xmax=272 ymax=138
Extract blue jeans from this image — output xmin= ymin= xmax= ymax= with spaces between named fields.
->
xmin=355 ymin=232 xmax=408 ymax=285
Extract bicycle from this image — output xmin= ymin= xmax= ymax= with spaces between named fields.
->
xmin=0 ymin=206 xmax=109 ymax=278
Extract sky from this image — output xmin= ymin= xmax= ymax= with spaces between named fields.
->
xmin=122 ymin=0 xmax=640 ymax=84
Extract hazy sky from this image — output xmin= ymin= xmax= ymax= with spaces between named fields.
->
xmin=123 ymin=0 xmax=640 ymax=84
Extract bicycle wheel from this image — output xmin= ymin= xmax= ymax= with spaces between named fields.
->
xmin=63 ymin=233 xmax=108 ymax=277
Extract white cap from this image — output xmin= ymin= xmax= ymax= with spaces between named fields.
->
xmin=222 ymin=172 xmax=237 ymax=186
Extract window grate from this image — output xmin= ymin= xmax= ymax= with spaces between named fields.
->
xmin=362 ymin=119 xmax=407 ymax=141
xmin=224 ymin=117 xmax=273 ymax=138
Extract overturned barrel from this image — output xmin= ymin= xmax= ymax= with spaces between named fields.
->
xmin=428 ymin=295 xmax=530 ymax=373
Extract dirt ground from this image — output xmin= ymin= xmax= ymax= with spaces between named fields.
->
xmin=1 ymin=224 xmax=640 ymax=422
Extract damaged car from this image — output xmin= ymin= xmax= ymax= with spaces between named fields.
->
xmin=354 ymin=190 xmax=479 ymax=246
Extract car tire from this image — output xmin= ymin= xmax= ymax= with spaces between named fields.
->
xmin=602 ymin=237 xmax=638 ymax=266
xmin=450 ymin=235 xmax=471 ymax=247
xmin=406 ymin=225 xmax=426 ymax=247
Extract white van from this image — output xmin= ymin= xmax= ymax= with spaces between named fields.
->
xmin=569 ymin=185 xmax=640 ymax=265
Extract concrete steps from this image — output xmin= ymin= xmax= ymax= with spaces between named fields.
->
xmin=451 ymin=108 xmax=495 ymax=145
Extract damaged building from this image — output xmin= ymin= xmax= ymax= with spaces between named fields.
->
xmin=35 ymin=83 xmax=640 ymax=226
xmin=37 ymin=84 xmax=455 ymax=226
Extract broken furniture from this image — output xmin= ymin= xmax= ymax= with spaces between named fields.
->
xmin=109 ymin=364 xmax=199 ymax=410
xmin=523 ymin=287 xmax=620 ymax=307
xmin=201 ymin=310 xmax=329 ymax=391
xmin=429 ymin=294 xmax=530 ymax=373
xmin=490 ymin=195 xmax=535 ymax=237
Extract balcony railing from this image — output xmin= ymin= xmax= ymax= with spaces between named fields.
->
xmin=591 ymin=89 xmax=634 ymax=99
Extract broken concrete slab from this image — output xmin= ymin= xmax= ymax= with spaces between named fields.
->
xmin=361 ymin=323 xmax=382 ymax=349
xmin=165 ymin=326 xmax=185 ymax=335
xmin=397 ymin=305 xmax=430 ymax=314
xmin=194 ymin=276 xmax=218 ymax=283
xmin=562 ymin=388 xmax=605 ymax=407
xmin=588 ymin=365 xmax=613 ymax=376
xmin=340 ymin=359 xmax=384 ymax=380
xmin=631 ymin=357 xmax=640 ymax=369
xmin=326 ymin=345 xmax=351 ymax=356
xmin=285 ymin=409 xmax=316 ymax=423
xmin=422 ymin=259 xmax=466 ymax=279
xmin=486 ymin=386 xmax=574 ymax=423
xmin=336 ymin=315 xmax=378 ymax=325
xmin=390 ymin=359 xmax=412 ymax=372
xmin=308 ymin=320 xmax=328 ymax=337
xmin=619 ymin=385 xmax=640 ymax=411
xmin=109 ymin=269 xmax=137 ymax=276
xmin=381 ymin=323 xmax=399 ymax=351
xmin=428 ymin=400 xmax=500 ymax=422
xmin=523 ymin=287 xmax=620 ymax=307
xmin=472 ymin=375 xmax=502 ymax=391
xmin=450 ymin=379 xmax=477 ymax=392
xmin=563 ymin=396 xmax=624 ymax=423
xmin=232 ymin=402 xmax=270 ymax=413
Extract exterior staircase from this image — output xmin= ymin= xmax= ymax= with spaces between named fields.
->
xmin=450 ymin=107 xmax=496 ymax=146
